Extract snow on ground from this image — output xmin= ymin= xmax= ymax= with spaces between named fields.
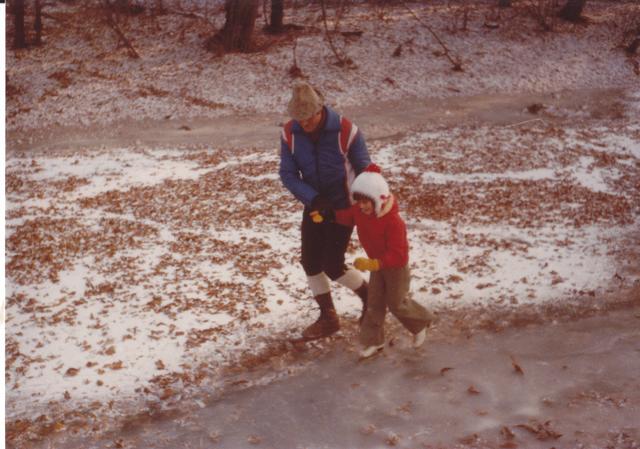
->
xmin=5 ymin=113 xmax=639 ymax=428
xmin=3 ymin=0 xmax=640 ymax=444
xmin=5 ymin=1 xmax=639 ymax=133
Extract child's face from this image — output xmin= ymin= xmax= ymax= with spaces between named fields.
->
xmin=356 ymin=197 xmax=375 ymax=215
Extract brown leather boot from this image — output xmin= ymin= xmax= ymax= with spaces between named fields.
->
xmin=302 ymin=293 xmax=340 ymax=339
xmin=354 ymin=281 xmax=368 ymax=324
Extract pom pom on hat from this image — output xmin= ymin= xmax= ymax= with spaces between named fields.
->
xmin=363 ymin=163 xmax=382 ymax=174
xmin=351 ymin=164 xmax=390 ymax=216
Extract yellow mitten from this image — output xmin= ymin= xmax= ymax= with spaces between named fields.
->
xmin=354 ymin=257 xmax=380 ymax=272
xmin=310 ymin=210 xmax=324 ymax=223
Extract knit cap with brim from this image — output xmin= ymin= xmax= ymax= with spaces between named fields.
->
xmin=350 ymin=163 xmax=390 ymax=217
xmin=287 ymin=82 xmax=324 ymax=121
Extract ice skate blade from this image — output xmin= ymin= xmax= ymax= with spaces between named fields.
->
xmin=358 ymin=345 xmax=384 ymax=361
xmin=287 ymin=332 xmax=338 ymax=344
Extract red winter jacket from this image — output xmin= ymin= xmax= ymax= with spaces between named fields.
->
xmin=335 ymin=195 xmax=409 ymax=269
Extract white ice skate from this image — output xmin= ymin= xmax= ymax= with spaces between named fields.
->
xmin=359 ymin=344 xmax=384 ymax=359
xmin=413 ymin=327 xmax=427 ymax=348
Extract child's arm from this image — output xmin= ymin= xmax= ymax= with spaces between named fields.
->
xmin=334 ymin=206 xmax=356 ymax=227
xmin=353 ymin=216 xmax=408 ymax=271
xmin=310 ymin=205 xmax=356 ymax=226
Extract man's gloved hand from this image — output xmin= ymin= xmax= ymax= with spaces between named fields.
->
xmin=309 ymin=209 xmax=335 ymax=223
xmin=310 ymin=195 xmax=334 ymax=224
xmin=354 ymin=257 xmax=380 ymax=272
xmin=310 ymin=210 xmax=324 ymax=223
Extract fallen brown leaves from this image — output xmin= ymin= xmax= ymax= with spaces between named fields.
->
xmin=4 ymin=155 xmax=297 ymax=422
xmin=392 ymin=123 xmax=639 ymax=230
xmin=186 ymin=326 xmax=228 ymax=349
xmin=467 ymin=385 xmax=481 ymax=395
xmin=6 ymin=216 xmax=158 ymax=285
xmin=4 ymin=116 xmax=639 ymax=447
xmin=515 ymin=419 xmax=562 ymax=440
xmin=501 ymin=425 xmax=515 ymax=440
xmin=104 ymin=361 xmax=124 ymax=370
xmin=51 ymin=175 xmax=91 ymax=193
xmin=400 ymin=177 xmax=633 ymax=228
xmin=510 ymin=355 xmax=524 ymax=375
xmin=64 ymin=367 xmax=80 ymax=377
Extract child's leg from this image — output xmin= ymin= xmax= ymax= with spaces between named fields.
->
xmin=385 ymin=266 xmax=434 ymax=334
xmin=359 ymin=271 xmax=387 ymax=347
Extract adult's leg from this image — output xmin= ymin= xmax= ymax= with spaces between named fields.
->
xmin=301 ymin=209 xmax=326 ymax=279
xmin=320 ymin=221 xmax=368 ymax=317
xmin=300 ymin=210 xmax=339 ymax=338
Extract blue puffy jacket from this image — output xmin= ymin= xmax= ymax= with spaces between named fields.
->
xmin=279 ymin=106 xmax=371 ymax=209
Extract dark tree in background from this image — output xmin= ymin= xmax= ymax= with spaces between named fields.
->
xmin=115 ymin=0 xmax=130 ymax=13
xmin=108 ymin=0 xmax=144 ymax=15
xmin=268 ymin=0 xmax=284 ymax=33
xmin=154 ymin=0 xmax=166 ymax=15
xmin=560 ymin=0 xmax=587 ymax=22
xmin=498 ymin=0 xmax=511 ymax=7
xmin=34 ymin=0 xmax=43 ymax=46
xmin=218 ymin=0 xmax=259 ymax=52
xmin=12 ymin=0 xmax=27 ymax=49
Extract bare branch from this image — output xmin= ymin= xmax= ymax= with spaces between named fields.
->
xmin=165 ymin=7 xmax=217 ymax=28
xmin=319 ymin=0 xmax=351 ymax=67
xmin=103 ymin=0 xmax=140 ymax=59
xmin=401 ymin=1 xmax=463 ymax=71
xmin=289 ymin=38 xmax=304 ymax=78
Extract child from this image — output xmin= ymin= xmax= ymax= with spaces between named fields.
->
xmin=315 ymin=164 xmax=434 ymax=358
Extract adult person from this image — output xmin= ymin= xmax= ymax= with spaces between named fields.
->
xmin=279 ymin=81 xmax=371 ymax=339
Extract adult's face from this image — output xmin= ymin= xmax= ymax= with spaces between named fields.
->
xmin=298 ymin=110 xmax=323 ymax=133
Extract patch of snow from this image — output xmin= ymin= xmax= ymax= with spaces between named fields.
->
xmin=5 ymin=2 xmax=639 ymax=132
xmin=4 ymin=1 xmax=640 ymax=438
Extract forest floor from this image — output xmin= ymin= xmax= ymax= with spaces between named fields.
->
xmin=6 ymin=84 xmax=640 ymax=449
xmin=4 ymin=1 xmax=640 ymax=448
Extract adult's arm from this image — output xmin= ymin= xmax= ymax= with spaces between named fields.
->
xmin=279 ymin=139 xmax=318 ymax=207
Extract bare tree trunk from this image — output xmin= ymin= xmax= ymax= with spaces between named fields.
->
xmin=115 ymin=0 xmax=129 ymax=13
xmin=34 ymin=0 xmax=43 ymax=46
xmin=559 ymin=0 xmax=587 ymax=22
xmin=269 ymin=0 xmax=284 ymax=33
xmin=155 ymin=0 xmax=166 ymax=15
xmin=13 ymin=0 xmax=27 ymax=49
xmin=110 ymin=0 xmax=144 ymax=15
xmin=218 ymin=0 xmax=259 ymax=52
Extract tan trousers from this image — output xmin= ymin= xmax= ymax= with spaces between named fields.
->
xmin=360 ymin=266 xmax=434 ymax=347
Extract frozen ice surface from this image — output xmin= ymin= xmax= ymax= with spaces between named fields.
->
xmin=32 ymin=307 xmax=640 ymax=449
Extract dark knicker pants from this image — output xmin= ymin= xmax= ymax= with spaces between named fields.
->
xmin=300 ymin=208 xmax=353 ymax=280
xmin=360 ymin=266 xmax=435 ymax=347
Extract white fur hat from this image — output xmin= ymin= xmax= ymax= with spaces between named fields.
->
xmin=350 ymin=164 xmax=390 ymax=216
